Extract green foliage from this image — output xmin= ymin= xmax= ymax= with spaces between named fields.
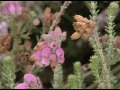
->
xmin=88 ymin=1 xmax=119 ymax=89
xmin=89 ymin=55 xmax=101 ymax=84
xmin=52 ymin=64 xmax=64 ymax=89
xmin=1 ymin=56 xmax=15 ymax=89
xmin=89 ymin=1 xmax=99 ymax=21
xmin=66 ymin=62 xmax=84 ymax=89
xmin=105 ymin=2 xmax=119 ymax=66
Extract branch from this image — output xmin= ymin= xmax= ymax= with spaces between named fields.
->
xmin=48 ymin=1 xmax=72 ymax=33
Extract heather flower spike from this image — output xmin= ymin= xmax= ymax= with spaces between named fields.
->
xmin=32 ymin=26 xmax=66 ymax=68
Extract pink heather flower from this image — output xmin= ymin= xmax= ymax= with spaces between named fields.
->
xmin=15 ymin=73 xmax=43 ymax=89
xmin=0 ymin=21 xmax=8 ymax=36
xmin=49 ymin=41 xmax=59 ymax=49
xmin=41 ymin=57 xmax=50 ymax=66
xmin=34 ymin=46 xmax=51 ymax=67
xmin=24 ymin=73 xmax=37 ymax=83
xmin=50 ymin=54 xmax=57 ymax=61
xmin=1 ymin=1 xmax=22 ymax=16
xmin=8 ymin=1 xmax=16 ymax=14
xmin=24 ymin=73 xmax=43 ymax=89
xmin=42 ymin=47 xmax=51 ymax=57
xmin=33 ymin=26 xmax=66 ymax=68
xmin=44 ymin=26 xmax=66 ymax=46
xmin=15 ymin=82 xmax=29 ymax=89
xmin=56 ymin=47 xmax=64 ymax=57
xmin=57 ymin=55 xmax=65 ymax=64
xmin=56 ymin=47 xmax=65 ymax=63
xmin=33 ymin=50 xmax=42 ymax=60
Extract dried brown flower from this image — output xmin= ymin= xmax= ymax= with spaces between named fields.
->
xmin=15 ymin=7 xmax=30 ymax=21
xmin=71 ymin=32 xmax=81 ymax=40
xmin=101 ymin=35 xmax=107 ymax=46
xmin=21 ymin=7 xmax=30 ymax=20
xmin=74 ymin=15 xmax=85 ymax=22
xmin=114 ymin=36 xmax=120 ymax=48
xmin=44 ymin=7 xmax=53 ymax=25
xmin=0 ymin=33 xmax=11 ymax=53
xmin=101 ymin=35 xmax=120 ymax=49
xmin=71 ymin=15 xmax=96 ymax=40
xmin=24 ymin=39 xmax=32 ymax=51
xmin=50 ymin=60 xmax=57 ymax=70
xmin=14 ymin=51 xmax=35 ymax=72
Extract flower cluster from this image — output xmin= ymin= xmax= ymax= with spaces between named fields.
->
xmin=15 ymin=73 xmax=43 ymax=89
xmin=31 ymin=26 xmax=66 ymax=68
xmin=1 ymin=1 xmax=22 ymax=16
xmin=71 ymin=15 xmax=96 ymax=40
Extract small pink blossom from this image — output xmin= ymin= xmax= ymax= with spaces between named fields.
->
xmin=56 ymin=48 xmax=65 ymax=63
xmin=8 ymin=1 xmax=16 ymax=14
xmin=15 ymin=73 xmax=43 ymax=89
xmin=49 ymin=41 xmax=59 ymax=49
xmin=41 ymin=57 xmax=50 ymax=66
xmin=50 ymin=54 xmax=57 ymax=61
xmin=15 ymin=82 xmax=29 ymax=89
xmin=24 ymin=73 xmax=43 ymax=89
xmin=33 ymin=50 xmax=42 ymax=61
xmin=42 ymin=47 xmax=51 ymax=57
xmin=43 ymin=26 xmax=66 ymax=48
xmin=57 ymin=55 xmax=65 ymax=64
xmin=24 ymin=73 xmax=37 ymax=83
xmin=56 ymin=47 xmax=64 ymax=57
